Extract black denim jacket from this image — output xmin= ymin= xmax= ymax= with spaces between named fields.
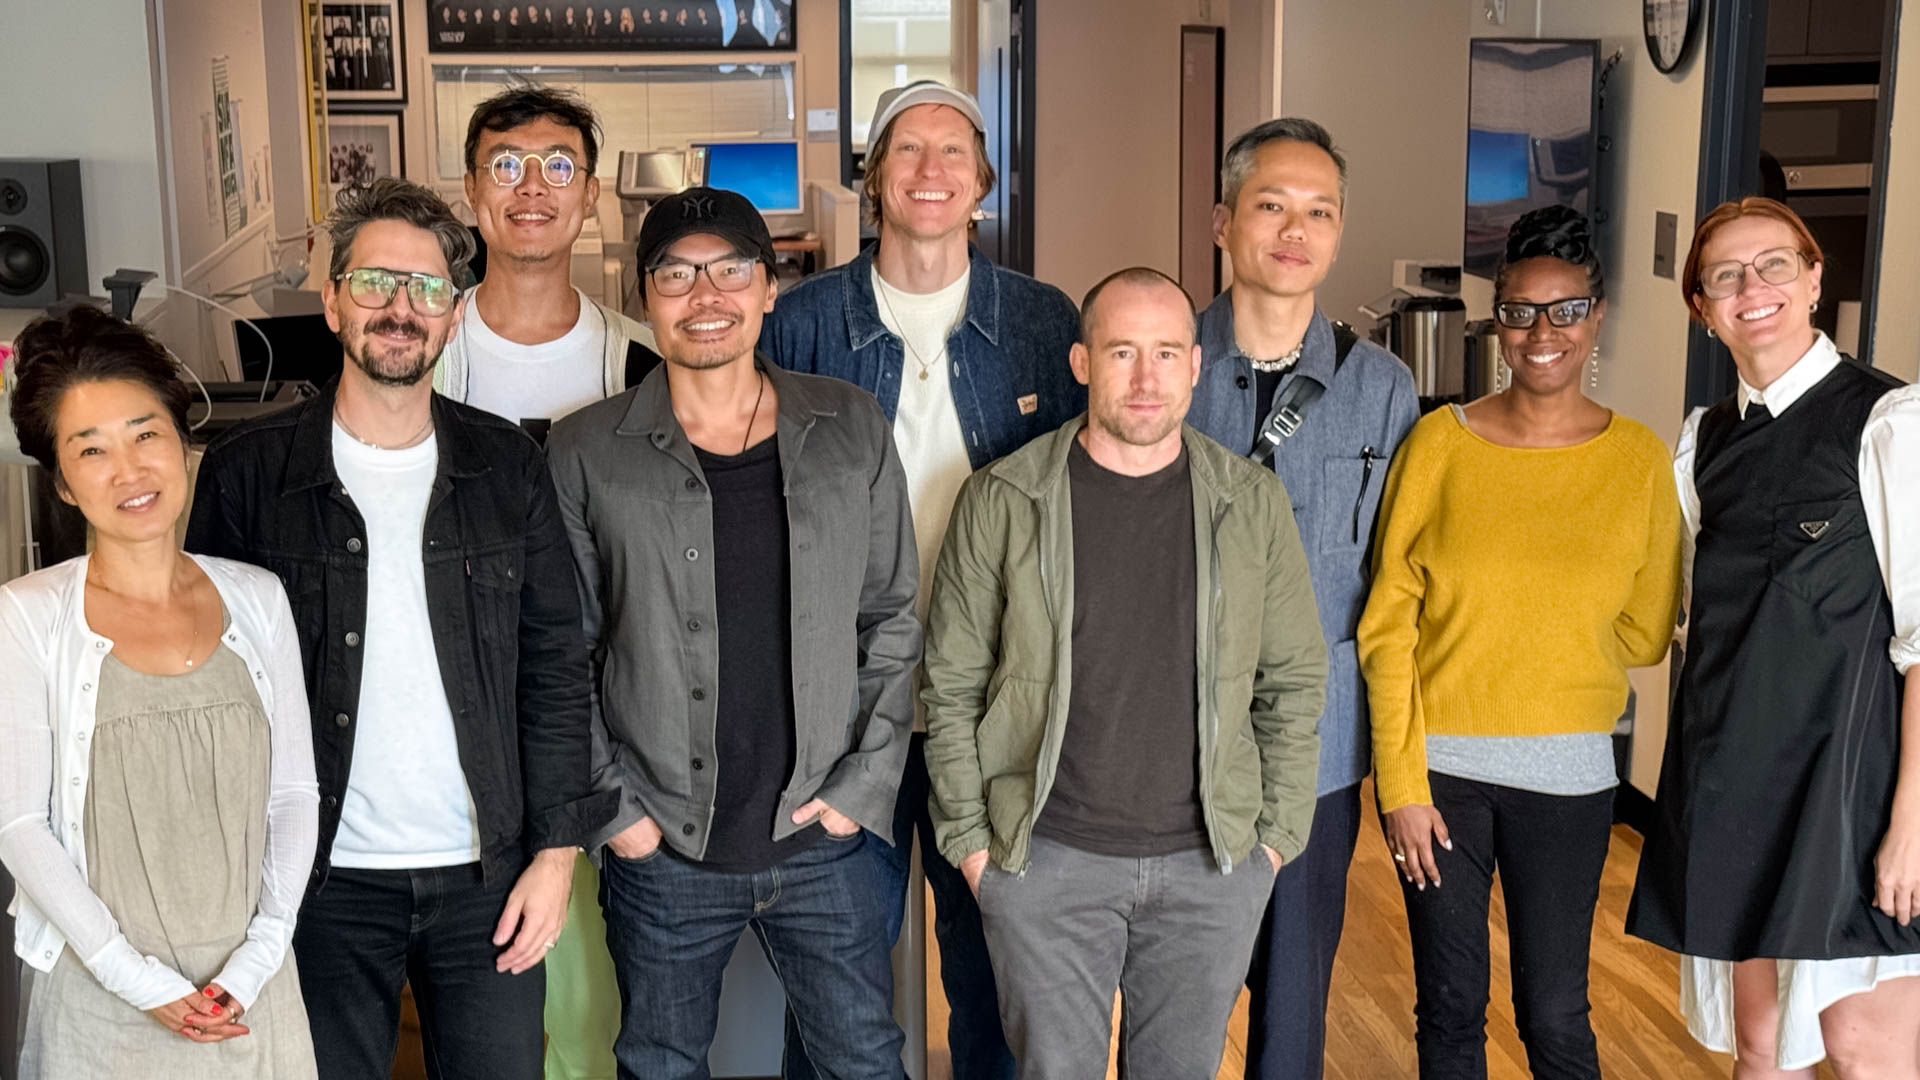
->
xmin=186 ymin=381 xmax=615 ymax=890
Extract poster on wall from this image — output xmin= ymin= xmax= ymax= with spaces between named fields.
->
xmin=327 ymin=113 xmax=404 ymax=191
xmin=213 ymin=56 xmax=248 ymax=239
xmin=428 ymin=0 xmax=793 ymax=53
xmin=323 ymin=2 xmax=406 ymax=102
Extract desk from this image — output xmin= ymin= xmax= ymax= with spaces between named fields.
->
xmin=773 ymin=235 xmax=824 ymax=278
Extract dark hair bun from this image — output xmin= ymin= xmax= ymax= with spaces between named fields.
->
xmin=1504 ymin=204 xmax=1594 ymax=267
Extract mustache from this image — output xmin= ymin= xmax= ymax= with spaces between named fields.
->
xmin=365 ymin=316 xmax=426 ymax=340
xmin=674 ymin=310 xmax=743 ymax=333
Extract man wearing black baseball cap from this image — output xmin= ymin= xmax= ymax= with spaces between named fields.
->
xmin=546 ymin=186 xmax=920 ymax=1079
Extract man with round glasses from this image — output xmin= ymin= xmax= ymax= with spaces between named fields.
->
xmin=546 ymin=185 xmax=918 ymax=1079
xmin=435 ymin=87 xmax=661 ymax=446
xmin=436 ymin=85 xmax=664 ymax=1080
xmin=188 ymin=178 xmax=612 ymax=1080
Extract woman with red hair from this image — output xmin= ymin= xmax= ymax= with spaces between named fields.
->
xmin=1629 ymin=197 xmax=1920 ymax=1077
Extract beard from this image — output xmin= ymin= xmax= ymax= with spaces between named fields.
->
xmin=342 ymin=314 xmax=442 ymax=387
xmin=661 ymin=311 xmax=751 ymax=372
xmin=1090 ymin=395 xmax=1185 ymax=449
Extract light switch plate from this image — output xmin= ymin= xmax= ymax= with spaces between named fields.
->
xmin=1654 ymin=211 xmax=1678 ymax=279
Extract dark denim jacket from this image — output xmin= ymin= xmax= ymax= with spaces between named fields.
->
xmin=186 ymin=383 xmax=615 ymax=890
xmin=758 ymin=244 xmax=1085 ymax=468
xmin=545 ymin=360 xmax=921 ymax=861
xmin=1186 ymin=293 xmax=1419 ymax=797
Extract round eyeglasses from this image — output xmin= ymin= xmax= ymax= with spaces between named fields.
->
xmin=646 ymin=257 xmax=759 ymax=298
xmin=488 ymin=150 xmax=577 ymax=188
xmin=1492 ymin=296 xmax=1597 ymax=330
xmin=332 ymin=267 xmax=459 ymax=317
xmin=1697 ymin=247 xmax=1805 ymax=300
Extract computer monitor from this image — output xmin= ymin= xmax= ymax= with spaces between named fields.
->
xmin=617 ymin=148 xmax=702 ymax=199
xmin=234 ymin=313 xmax=344 ymax=384
xmin=694 ymin=139 xmax=803 ymax=215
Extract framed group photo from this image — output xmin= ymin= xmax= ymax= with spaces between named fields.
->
xmin=326 ymin=112 xmax=403 ymax=191
xmin=428 ymin=0 xmax=794 ymax=53
xmin=323 ymin=2 xmax=406 ymax=102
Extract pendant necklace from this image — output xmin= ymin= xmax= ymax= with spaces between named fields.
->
xmin=876 ymin=281 xmax=939 ymax=381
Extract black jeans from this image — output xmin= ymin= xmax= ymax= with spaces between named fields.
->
xmin=293 ymin=863 xmax=545 ymax=1080
xmin=785 ymin=735 xmax=1014 ymax=1080
xmin=1400 ymin=773 xmax=1613 ymax=1080
xmin=1243 ymin=782 xmax=1363 ymax=1080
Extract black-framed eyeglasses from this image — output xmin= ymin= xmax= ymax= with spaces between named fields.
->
xmin=487 ymin=150 xmax=578 ymax=188
xmin=1697 ymin=247 xmax=1805 ymax=300
xmin=332 ymin=267 xmax=459 ymax=316
xmin=1492 ymin=296 xmax=1598 ymax=330
xmin=646 ymin=257 xmax=759 ymax=298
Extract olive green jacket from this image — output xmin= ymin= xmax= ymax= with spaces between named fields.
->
xmin=922 ymin=417 xmax=1328 ymax=875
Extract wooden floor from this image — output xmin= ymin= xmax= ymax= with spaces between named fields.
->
xmin=927 ymin=781 xmax=1834 ymax=1080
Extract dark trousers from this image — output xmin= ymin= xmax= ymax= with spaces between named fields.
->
xmin=785 ymin=735 xmax=1014 ymax=1080
xmin=602 ymin=833 xmax=905 ymax=1080
xmin=294 ymin=863 xmax=546 ymax=1080
xmin=1243 ymin=782 xmax=1363 ymax=1080
xmin=1401 ymin=773 xmax=1613 ymax=1080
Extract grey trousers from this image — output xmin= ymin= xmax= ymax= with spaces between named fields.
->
xmin=977 ymin=835 xmax=1275 ymax=1080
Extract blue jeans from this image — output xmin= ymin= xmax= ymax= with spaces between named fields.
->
xmin=293 ymin=863 xmax=546 ymax=1080
xmin=600 ymin=832 xmax=905 ymax=1080
xmin=784 ymin=734 xmax=1014 ymax=1080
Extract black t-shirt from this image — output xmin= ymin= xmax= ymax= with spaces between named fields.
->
xmin=1252 ymin=367 xmax=1286 ymax=450
xmin=1034 ymin=439 xmax=1208 ymax=857
xmin=693 ymin=436 xmax=820 ymax=872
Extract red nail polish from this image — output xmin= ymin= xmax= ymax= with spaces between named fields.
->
xmin=209 ymin=1004 xmax=222 ymax=1014
xmin=203 ymin=987 xmax=217 ymax=997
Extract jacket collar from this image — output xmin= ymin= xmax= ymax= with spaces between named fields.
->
xmin=842 ymin=242 xmax=1003 ymax=351
xmin=282 ymin=378 xmax=490 ymax=496
xmin=986 ymin=414 xmax=1248 ymax=506
xmin=1201 ymin=288 xmax=1340 ymax=389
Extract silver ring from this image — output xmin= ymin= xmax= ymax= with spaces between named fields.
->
xmin=543 ymin=940 xmax=558 ymax=950
xmin=1392 ymin=852 xmax=1407 ymax=863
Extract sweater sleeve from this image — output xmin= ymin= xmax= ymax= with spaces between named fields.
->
xmin=1358 ymin=422 xmax=1440 ymax=813
xmin=1611 ymin=451 xmax=1684 ymax=668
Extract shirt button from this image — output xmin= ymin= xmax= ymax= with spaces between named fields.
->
xmin=345 ymin=632 xmax=361 ymax=647
xmin=684 ymin=548 xmax=699 ymax=561
xmin=323 ymin=795 xmax=339 ymax=809
xmin=43 ymin=951 xmax=52 ymax=961
xmin=685 ymin=478 xmax=702 ymax=491
xmin=687 ymin=618 xmax=702 ymax=632
xmin=691 ymin=688 xmax=706 ymax=701
xmin=334 ymin=712 xmax=351 ymax=728
xmin=347 ymin=537 xmax=363 ymax=553
xmin=691 ymin=758 xmax=704 ymax=771
xmin=70 ymin=778 xmax=80 ymax=787
xmin=681 ymin=823 xmax=695 ymax=836
xmin=1236 ymin=375 xmax=1250 ymax=389
xmin=81 ymin=683 xmax=92 ymax=693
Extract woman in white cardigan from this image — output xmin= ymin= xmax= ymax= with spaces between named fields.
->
xmin=0 ymin=306 xmax=319 ymax=1078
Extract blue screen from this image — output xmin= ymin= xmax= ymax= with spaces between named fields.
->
xmin=699 ymin=141 xmax=801 ymax=213
xmin=1465 ymin=129 xmax=1530 ymax=205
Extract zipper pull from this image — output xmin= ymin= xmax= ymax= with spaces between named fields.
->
xmin=1353 ymin=446 xmax=1379 ymax=543
xmin=465 ymin=558 xmax=471 ymax=577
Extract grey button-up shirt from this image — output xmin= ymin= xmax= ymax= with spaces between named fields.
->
xmin=1186 ymin=292 xmax=1419 ymax=796
xmin=546 ymin=358 xmax=921 ymax=860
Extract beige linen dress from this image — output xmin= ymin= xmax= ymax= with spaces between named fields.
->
xmin=18 ymin=640 xmax=317 ymax=1078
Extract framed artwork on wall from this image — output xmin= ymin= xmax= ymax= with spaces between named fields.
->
xmin=326 ymin=112 xmax=404 ymax=190
xmin=322 ymin=2 xmax=406 ymax=103
xmin=427 ymin=0 xmax=794 ymax=53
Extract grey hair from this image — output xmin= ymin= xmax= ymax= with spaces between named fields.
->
xmin=1078 ymin=266 xmax=1197 ymax=343
xmin=325 ymin=177 xmax=476 ymax=281
xmin=1219 ymin=117 xmax=1348 ymax=209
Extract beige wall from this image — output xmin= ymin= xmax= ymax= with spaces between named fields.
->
xmin=1276 ymin=0 xmax=1472 ymax=325
xmin=1876 ymin=3 xmax=1920 ymax=382
xmin=1032 ymin=0 xmax=1221 ymax=303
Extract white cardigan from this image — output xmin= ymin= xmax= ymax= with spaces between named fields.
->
xmin=0 ymin=554 xmax=318 ymax=1010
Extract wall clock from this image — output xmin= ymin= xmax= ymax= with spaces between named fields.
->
xmin=1645 ymin=0 xmax=1702 ymax=74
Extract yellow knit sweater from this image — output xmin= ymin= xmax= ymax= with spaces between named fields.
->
xmin=1359 ymin=406 xmax=1683 ymax=812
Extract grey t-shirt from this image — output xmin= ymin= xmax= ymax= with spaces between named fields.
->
xmin=1034 ymin=440 xmax=1209 ymax=857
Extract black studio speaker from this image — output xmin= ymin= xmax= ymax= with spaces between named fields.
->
xmin=0 ymin=158 xmax=87 ymax=309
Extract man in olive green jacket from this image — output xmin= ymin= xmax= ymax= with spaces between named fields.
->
xmin=922 ymin=267 xmax=1328 ymax=1079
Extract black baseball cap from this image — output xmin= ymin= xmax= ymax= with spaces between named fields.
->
xmin=636 ymin=187 xmax=776 ymax=290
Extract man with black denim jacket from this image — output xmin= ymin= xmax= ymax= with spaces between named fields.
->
xmin=758 ymin=80 xmax=1080 ymax=1080
xmin=187 ymin=179 xmax=613 ymax=1080
xmin=1184 ymin=118 xmax=1419 ymax=1080
xmin=548 ymin=187 xmax=919 ymax=1079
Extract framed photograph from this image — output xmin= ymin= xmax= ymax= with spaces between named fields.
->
xmin=323 ymin=2 xmax=405 ymax=102
xmin=428 ymin=0 xmax=793 ymax=53
xmin=326 ymin=112 xmax=403 ymax=190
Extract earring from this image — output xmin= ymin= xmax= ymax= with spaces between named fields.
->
xmin=1811 ymin=300 xmax=1820 ymax=314
xmin=1588 ymin=347 xmax=1600 ymax=391
xmin=1706 ymin=326 xmax=1717 ymax=339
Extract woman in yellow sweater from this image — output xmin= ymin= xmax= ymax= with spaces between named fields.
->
xmin=1358 ymin=205 xmax=1682 ymax=1079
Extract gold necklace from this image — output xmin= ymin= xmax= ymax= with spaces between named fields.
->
xmin=87 ymin=565 xmax=203 ymax=670
xmin=335 ymin=406 xmax=434 ymax=450
xmin=876 ymin=280 xmax=939 ymax=382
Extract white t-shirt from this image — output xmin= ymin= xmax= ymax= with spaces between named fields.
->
xmin=458 ymin=286 xmax=607 ymax=424
xmin=873 ymin=267 xmax=972 ymax=730
xmin=328 ymin=425 xmax=481 ymax=868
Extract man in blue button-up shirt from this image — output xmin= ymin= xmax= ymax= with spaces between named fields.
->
xmin=760 ymin=80 xmax=1081 ymax=1080
xmin=1185 ymin=118 xmax=1419 ymax=1080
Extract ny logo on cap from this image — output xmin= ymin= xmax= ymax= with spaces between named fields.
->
xmin=681 ymin=195 xmax=716 ymax=219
